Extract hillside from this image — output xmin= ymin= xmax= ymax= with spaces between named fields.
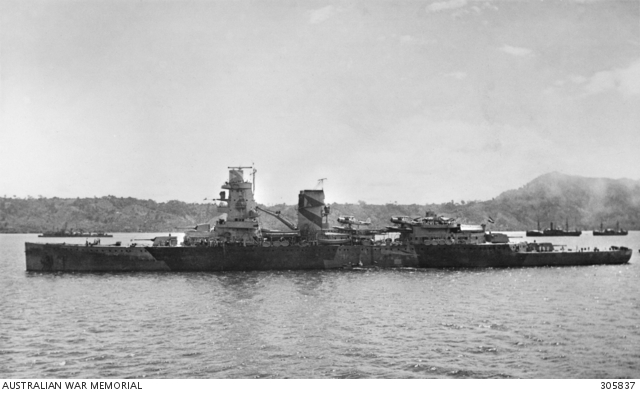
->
xmin=0 ymin=196 xmax=217 ymax=233
xmin=1 ymin=173 xmax=639 ymax=233
xmin=483 ymin=172 xmax=640 ymax=230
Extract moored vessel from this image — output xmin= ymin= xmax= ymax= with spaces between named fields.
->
xmin=38 ymin=224 xmax=113 ymax=238
xmin=526 ymin=219 xmax=581 ymax=237
xmin=25 ymin=167 xmax=631 ymax=272
xmin=593 ymin=222 xmax=628 ymax=236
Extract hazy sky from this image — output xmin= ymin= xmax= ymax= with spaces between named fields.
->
xmin=1 ymin=0 xmax=639 ymax=205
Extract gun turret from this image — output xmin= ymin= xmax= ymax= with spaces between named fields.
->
xmin=133 ymin=236 xmax=178 ymax=247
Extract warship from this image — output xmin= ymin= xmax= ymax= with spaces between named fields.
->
xmin=25 ymin=167 xmax=632 ymax=272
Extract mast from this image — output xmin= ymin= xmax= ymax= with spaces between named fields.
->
xmin=252 ymin=168 xmax=256 ymax=194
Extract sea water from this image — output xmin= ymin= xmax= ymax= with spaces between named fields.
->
xmin=1 ymin=233 xmax=639 ymax=378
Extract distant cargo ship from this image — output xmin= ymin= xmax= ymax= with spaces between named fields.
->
xmin=526 ymin=219 xmax=581 ymax=237
xmin=39 ymin=230 xmax=113 ymax=238
xmin=593 ymin=222 xmax=628 ymax=236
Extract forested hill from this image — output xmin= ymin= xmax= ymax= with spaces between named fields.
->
xmin=479 ymin=172 xmax=640 ymax=230
xmin=1 ymin=172 xmax=639 ymax=233
xmin=0 ymin=197 xmax=216 ymax=234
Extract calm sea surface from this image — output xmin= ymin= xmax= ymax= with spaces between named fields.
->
xmin=1 ymin=232 xmax=639 ymax=379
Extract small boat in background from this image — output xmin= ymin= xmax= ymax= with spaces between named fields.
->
xmin=39 ymin=229 xmax=113 ymax=238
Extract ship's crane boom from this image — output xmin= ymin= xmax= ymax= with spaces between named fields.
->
xmin=255 ymin=206 xmax=298 ymax=231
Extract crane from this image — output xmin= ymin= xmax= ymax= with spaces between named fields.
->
xmin=255 ymin=206 xmax=298 ymax=231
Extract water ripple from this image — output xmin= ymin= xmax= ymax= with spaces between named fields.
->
xmin=2 ymin=233 xmax=640 ymax=378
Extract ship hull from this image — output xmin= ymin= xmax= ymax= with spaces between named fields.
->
xmin=38 ymin=235 xmax=113 ymax=238
xmin=144 ymin=244 xmax=420 ymax=271
xmin=25 ymin=242 xmax=169 ymax=272
xmin=25 ymin=242 xmax=631 ymax=272
xmin=414 ymin=244 xmax=631 ymax=268
xmin=525 ymin=231 xmax=582 ymax=237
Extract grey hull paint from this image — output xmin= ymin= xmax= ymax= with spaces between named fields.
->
xmin=25 ymin=242 xmax=170 ymax=272
xmin=25 ymin=242 xmax=631 ymax=272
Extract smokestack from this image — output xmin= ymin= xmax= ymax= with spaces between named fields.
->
xmin=298 ymin=190 xmax=326 ymax=238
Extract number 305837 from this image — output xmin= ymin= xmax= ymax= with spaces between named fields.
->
xmin=601 ymin=382 xmax=635 ymax=389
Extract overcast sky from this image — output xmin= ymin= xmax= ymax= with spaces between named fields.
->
xmin=1 ymin=0 xmax=639 ymax=205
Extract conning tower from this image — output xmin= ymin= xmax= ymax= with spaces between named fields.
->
xmin=298 ymin=190 xmax=329 ymax=238
xmin=214 ymin=167 xmax=261 ymax=243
